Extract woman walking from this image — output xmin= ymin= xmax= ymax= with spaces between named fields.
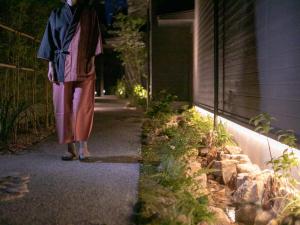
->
xmin=37 ymin=0 xmax=103 ymax=160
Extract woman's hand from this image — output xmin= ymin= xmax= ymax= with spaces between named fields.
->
xmin=48 ymin=61 xmax=59 ymax=85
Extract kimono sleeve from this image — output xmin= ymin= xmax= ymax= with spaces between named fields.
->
xmin=37 ymin=11 xmax=56 ymax=61
xmin=95 ymin=14 xmax=103 ymax=56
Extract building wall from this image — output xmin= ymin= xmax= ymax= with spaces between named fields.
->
xmin=193 ymin=0 xmax=300 ymax=139
xmin=152 ymin=24 xmax=193 ymax=101
xmin=193 ymin=0 xmax=214 ymax=107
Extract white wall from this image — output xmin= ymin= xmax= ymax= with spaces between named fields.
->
xmin=195 ymin=106 xmax=300 ymax=172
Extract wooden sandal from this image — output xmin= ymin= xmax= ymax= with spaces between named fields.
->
xmin=61 ymin=152 xmax=78 ymax=161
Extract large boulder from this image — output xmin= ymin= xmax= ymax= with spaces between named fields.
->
xmin=232 ymin=178 xmax=265 ymax=204
xmin=212 ymin=160 xmax=238 ymax=185
xmin=208 ymin=206 xmax=232 ymax=225
xmin=236 ymin=173 xmax=252 ymax=189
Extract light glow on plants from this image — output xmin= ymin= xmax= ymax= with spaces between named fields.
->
xmin=194 ymin=106 xmax=300 ymax=171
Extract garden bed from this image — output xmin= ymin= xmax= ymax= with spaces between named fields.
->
xmin=134 ymin=99 xmax=300 ymax=225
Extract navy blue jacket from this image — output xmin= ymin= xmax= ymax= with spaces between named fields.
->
xmin=37 ymin=3 xmax=100 ymax=82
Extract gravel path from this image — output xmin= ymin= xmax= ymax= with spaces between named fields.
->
xmin=0 ymin=95 xmax=143 ymax=225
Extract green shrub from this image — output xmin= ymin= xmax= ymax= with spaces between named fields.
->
xmin=130 ymin=84 xmax=148 ymax=108
xmin=0 ymin=96 xmax=34 ymax=146
xmin=137 ymin=104 xmax=225 ymax=225
xmin=250 ymin=113 xmax=300 ymax=222
xmin=146 ymin=90 xmax=177 ymax=118
xmin=114 ymin=78 xmax=127 ymax=98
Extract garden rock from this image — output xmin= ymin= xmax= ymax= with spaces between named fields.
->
xmin=236 ymin=173 xmax=251 ymax=189
xmin=177 ymin=214 xmax=189 ymax=224
xmin=237 ymin=163 xmax=261 ymax=174
xmin=213 ymin=160 xmax=238 ymax=185
xmin=232 ymin=178 xmax=264 ymax=204
xmin=199 ymin=147 xmax=209 ymax=157
xmin=208 ymin=206 xmax=231 ymax=225
xmin=267 ymin=220 xmax=278 ymax=225
xmin=186 ymin=159 xmax=207 ymax=189
xmin=236 ymin=204 xmax=258 ymax=225
xmin=260 ymin=175 xmax=277 ymax=210
xmin=221 ymin=154 xmax=251 ymax=164
xmin=224 ymin=145 xmax=242 ymax=154
xmin=254 ymin=210 xmax=276 ymax=225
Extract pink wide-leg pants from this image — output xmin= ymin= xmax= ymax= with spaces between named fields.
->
xmin=52 ymin=79 xmax=95 ymax=144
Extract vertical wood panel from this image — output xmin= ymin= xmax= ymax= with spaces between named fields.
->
xmin=194 ymin=0 xmax=214 ymax=108
xmin=193 ymin=0 xmax=300 ymax=139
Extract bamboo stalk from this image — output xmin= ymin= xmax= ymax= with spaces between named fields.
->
xmin=0 ymin=12 xmax=56 ymax=148
xmin=0 ymin=23 xmax=39 ymax=43
xmin=0 ymin=63 xmax=35 ymax=72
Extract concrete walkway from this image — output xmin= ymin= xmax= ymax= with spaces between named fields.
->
xmin=0 ymin=95 xmax=143 ymax=225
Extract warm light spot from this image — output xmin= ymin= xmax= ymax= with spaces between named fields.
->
xmin=194 ymin=106 xmax=300 ymax=171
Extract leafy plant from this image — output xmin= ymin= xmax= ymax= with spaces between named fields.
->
xmin=268 ymin=130 xmax=299 ymax=188
xmin=250 ymin=113 xmax=300 ymax=222
xmin=138 ymin=158 xmax=213 ymax=225
xmin=277 ymin=130 xmax=298 ymax=148
xmin=250 ymin=113 xmax=276 ymax=160
xmin=114 ymin=78 xmax=127 ymax=98
xmin=249 ymin=113 xmax=276 ymax=135
xmin=0 ymin=96 xmax=34 ymax=146
xmin=112 ymin=13 xmax=146 ymax=92
xmin=146 ymin=90 xmax=178 ymax=118
xmin=181 ymin=107 xmax=233 ymax=148
xmin=131 ymin=84 xmax=148 ymax=107
xmin=213 ymin=122 xmax=234 ymax=148
xmin=269 ymin=149 xmax=299 ymax=187
xmin=134 ymin=84 xmax=147 ymax=100
xmin=279 ymin=191 xmax=300 ymax=220
xmin=0 ymin=0 xmax=58 ymax=150
xmin=137 ymin=103 xmax=217 ymax=224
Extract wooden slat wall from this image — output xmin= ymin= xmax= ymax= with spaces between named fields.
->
xmin=152 ymin=25 xmax=192 ymax=101
xmin=193 ymin=0 xmax=214 ymax=108
xmin=194 ymin=0 xmax=300 ymax=138
xmin=222 ymin=0 xmax=260 ymax=120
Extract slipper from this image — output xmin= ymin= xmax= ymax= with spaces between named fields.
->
xmin=61 ymin=154 xmax=78 ymax=161
xmin=78 ymin=154 xmax=93 ymax=162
